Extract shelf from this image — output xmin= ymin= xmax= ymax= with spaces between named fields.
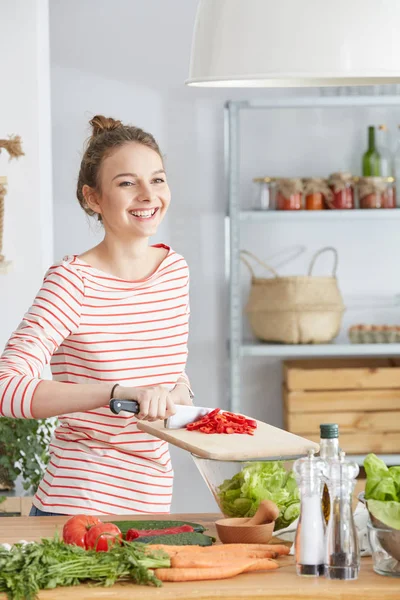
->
xmin=235 ymin=95 xmax=400 ymax=110
xmin=240 ymin=209 xmax=400 ymax=222
xmin=347 ymin=454 xmax=400 ymax=467
xmin=241 ymin=341 xmax=400 ymax=358
xmin=348 ymin=454 xmax=400 ymax=467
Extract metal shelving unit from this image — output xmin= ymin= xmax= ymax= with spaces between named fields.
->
xmin=240 ymin=209 xmax=400 ymax=222
xmin=225 ymin=96 xmax=400 ymax=414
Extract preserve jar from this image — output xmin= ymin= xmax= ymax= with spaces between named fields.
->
xmin=252 ymin=177 xmax=274 ymax=210
xmin=328 ymin=172 xmax=355 ymax=209
xmin=303 ymin=178 xmax=332 ymax=210
xmin=357 ymin=177 xmax=396 ymax=209
xmin=275 ymin=178 xmax=303 ymax=210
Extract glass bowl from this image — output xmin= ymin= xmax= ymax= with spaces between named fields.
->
xmin=367 ymin=523 xmax=400 ymax=577
xmin=191 ymin=454 xmax=301 ymax=532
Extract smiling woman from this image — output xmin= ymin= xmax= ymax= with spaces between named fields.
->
xmin=0 ymin=115 xmax=194 ymax=516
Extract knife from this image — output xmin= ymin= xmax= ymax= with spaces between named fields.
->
xmin=109 ymin=399 xmax=213 ymax=429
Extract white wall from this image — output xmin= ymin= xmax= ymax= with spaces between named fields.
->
xmin=0 ymin=0 xmax=53 ymax=348
xmin=51 ymin=65 xmax=169 ymax=259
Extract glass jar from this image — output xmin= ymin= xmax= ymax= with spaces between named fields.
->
xmin=303 ymin=178 xmax=332 ymax=210
xmin=252 ymin=177 xmax=274 ymax=210
xmin=275 ymin=178 xmax=303 ymax=210
xmin=328 ymin=172 xmax=355 ymax=209
xmin=357 ymin=177 xmax=396 ymax=209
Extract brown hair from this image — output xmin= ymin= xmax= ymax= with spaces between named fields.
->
xmin=76 ymin=115 xmax=163 ymax=220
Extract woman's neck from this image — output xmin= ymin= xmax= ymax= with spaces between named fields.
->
xmin=80 ymin=235 xmax=164 ymax=281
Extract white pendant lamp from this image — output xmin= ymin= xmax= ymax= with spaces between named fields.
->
xmin=187 ymin=0 xmax=400 ymax=87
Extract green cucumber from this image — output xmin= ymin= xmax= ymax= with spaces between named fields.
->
xmin=283 ymin=502 xmax=300 ymax=523
xmin=107 ymin=520 xmax=205 ymax=536
xmin=135 ymin=532 xmax=214 ymax=546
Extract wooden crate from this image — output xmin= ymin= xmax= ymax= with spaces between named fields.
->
xmin=283 ymin=358 xmax=400 ymax=455
xmin=0 ymin=495 xmax=33 ymax=516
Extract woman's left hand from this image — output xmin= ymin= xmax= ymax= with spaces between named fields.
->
xmin=169 ymin=383 xmax=193 ymax=406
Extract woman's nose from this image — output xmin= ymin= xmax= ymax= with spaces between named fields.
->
xmin=136 ymin=182 xmax=153 ymax=202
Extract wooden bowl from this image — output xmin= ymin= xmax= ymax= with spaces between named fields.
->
xmin=215 ymin=517 xmax=275 ymax=544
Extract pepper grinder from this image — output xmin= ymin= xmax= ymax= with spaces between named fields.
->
xmin=325 ymin=450 xmax=360 ymax=580
xmin=293 ymin=448 xmax=327 ymax=576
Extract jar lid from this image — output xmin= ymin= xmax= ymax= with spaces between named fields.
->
xmin=320 ymin=423 xmax=339 ymax=439
xmin=357 ymin=176 xmax=395 ymax=183
xmin=253 ymin=177 xmax=274 ymax=183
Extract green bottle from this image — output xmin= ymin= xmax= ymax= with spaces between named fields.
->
xmin=362 ymin=126 xmax=380 ymax=176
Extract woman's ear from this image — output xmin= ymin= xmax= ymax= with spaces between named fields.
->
xmin=82 ymin=184 xmax=102 ymax=216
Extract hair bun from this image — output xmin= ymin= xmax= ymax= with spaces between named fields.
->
xmin=89 ymin=115 xmax=123 ymax=137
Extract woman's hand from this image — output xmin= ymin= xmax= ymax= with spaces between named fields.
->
xmin=169 ymin=383 xmax=193 ymax=406
xmin=113 ymin=385 xmax=176 ymax=421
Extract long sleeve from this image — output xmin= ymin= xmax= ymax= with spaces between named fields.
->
xmin=0 ymin=261 xmax=84 ymax=418
xmin=176 ymin=267 xmax=193 ymax=395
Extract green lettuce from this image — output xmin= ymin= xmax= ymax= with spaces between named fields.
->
xmin=217 ymin=461 xmax=300 ymax=531
xmin=364 ymin=454 xmax=400 ymax=531
xmin=364 ymin=454 xmax=400 ymax=502
xmin=367 ymin=499 xmax=400 ymax=530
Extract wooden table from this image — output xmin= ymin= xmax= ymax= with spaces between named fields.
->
xmin=0 ymin=513 xmax=399 ymax=599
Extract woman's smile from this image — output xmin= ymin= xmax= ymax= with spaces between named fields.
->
xmin=128 ymin=206 xmax=160 ymax=221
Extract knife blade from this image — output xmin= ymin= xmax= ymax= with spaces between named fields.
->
xmin=109 ymin=399 xmax=212 ymax=429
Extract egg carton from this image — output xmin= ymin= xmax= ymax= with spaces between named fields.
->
xmin=348 ymin=325 xmax=400 ymax=344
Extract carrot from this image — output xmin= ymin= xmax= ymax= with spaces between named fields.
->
xmin=243 ymin=558 xmax=279 ymax=572
xmin=203 ymin=543 xmax=289 ymax=555
xmin=148 ymin=542 xmax=289 ymax=558
xmin=154 ymin=561 xmax=256 ymax=582
xmin=171 ymin=551 xmax=277 ymax=568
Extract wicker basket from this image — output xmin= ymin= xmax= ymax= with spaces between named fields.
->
xmin=241 ymin=247 xmax=345 ymax=344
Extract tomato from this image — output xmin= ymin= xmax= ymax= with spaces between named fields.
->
xmin=62 ymin=515 xmax=102 ymax=548
xmin=84 ymin=523 xmax=123 ymax=552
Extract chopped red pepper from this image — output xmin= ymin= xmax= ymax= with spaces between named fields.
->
xmin=186 ymin=409 xmax=257 ymax=435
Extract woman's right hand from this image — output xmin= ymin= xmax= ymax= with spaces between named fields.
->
xmin=113 ymin=385 xmax=176 ymax=422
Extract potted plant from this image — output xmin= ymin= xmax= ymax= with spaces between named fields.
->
xmin=0 ymin=417 xmax=55 ymax=492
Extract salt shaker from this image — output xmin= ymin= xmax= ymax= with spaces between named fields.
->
xmin=293 ymin=449 xmax=327 ymax=576
xmin=325 ymin=451 xmax=360 ymax=580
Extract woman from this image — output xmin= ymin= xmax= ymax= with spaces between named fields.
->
xmin=0 ymin=115 xmax=193 ymax=516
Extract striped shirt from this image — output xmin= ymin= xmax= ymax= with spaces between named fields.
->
xmin=0 ymin=244 xmax=191 ymax=515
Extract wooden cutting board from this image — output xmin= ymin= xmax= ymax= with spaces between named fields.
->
xmin=137 ymin=418 xmax=319 ymax=460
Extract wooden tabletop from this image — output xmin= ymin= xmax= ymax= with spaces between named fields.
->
xmin=0 ymin=513 xmax=398 ymax=599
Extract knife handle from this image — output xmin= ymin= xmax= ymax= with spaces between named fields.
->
xmin=109 ymin=399 xmax=140 ymax=415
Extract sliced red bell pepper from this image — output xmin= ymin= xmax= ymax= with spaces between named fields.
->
xmin=186 ymin=408 xmax=257 ymax=435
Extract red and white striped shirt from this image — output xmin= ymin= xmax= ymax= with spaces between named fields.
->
xmin=0 ymin=244 xmax=191 ymax=515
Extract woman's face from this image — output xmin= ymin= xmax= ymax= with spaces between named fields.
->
xmin=86 ymin=142 xmax=171 ymax=239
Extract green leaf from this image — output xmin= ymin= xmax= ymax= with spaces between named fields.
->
xmin=0 ymin=417 xmax=56 ymax=489
xmin=368 ymin=499 xmax=400 ymax=530
xmin=217 ymin=461 xmax=299 ymax=530
xmin=364 ymin=454 xmax=399 ymax=501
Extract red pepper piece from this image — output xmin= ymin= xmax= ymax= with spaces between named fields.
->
xmin=199 ymin=425 xmax=214 ymax=433
xmin=206 ymin=408 xmax=221 ymax=419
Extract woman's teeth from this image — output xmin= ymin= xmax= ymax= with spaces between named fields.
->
xmin=129 ymin=208 xmax=156 ymax=219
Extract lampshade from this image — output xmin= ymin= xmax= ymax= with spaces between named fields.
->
xmin=187 ymin=0 xmax=400 ymax=87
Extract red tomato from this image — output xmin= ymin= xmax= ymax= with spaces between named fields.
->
xmin=62 ymin=515 xmax=102 ymax=548
xmin=84 ymin=523 xmax=122 ymax=552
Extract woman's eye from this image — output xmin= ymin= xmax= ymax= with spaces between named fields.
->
xmin=119 ymin=181 xmax=135 ymax=187
xmin=153 ymin=178 xmax=165 ymax=184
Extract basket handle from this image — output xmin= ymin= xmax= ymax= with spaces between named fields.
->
xmin=240 ymin=250 xmax=279 ymax=278
xmin=308 ymin=246 xmax=339 ymax=277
